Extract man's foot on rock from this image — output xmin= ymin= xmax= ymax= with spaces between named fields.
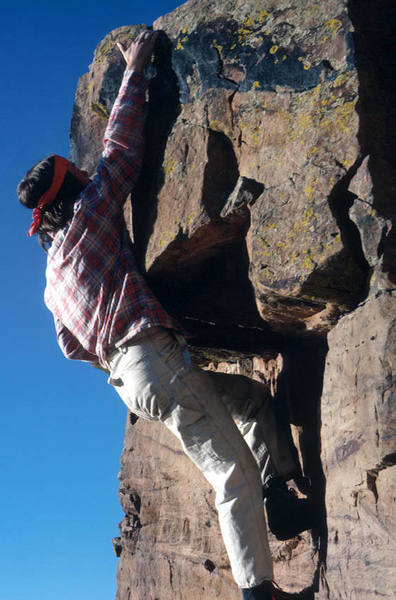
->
xmin=263 ymin=476 xmax=317 ymax=540
xmin=241 ymin=580 xmax=275 ymax=600
xmin=241 ymin=580 xmax=302 ymax=599
xmin=291 ymin=474 xmax=312 ymax=497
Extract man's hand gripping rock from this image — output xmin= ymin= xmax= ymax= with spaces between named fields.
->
xmin=117 ymin=29 xmax=159 ymax=74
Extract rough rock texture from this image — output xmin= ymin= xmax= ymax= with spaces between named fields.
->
xmin=115 ymin=416 xmax=239 ymax=600
xmin=321 ymin=291 xmax=396 ymax=599
xmin=69 ymin=1 xmax=396 ymax=598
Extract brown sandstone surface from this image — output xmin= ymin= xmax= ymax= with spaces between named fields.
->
xmin=321 ymin=291 xmax=396 ymax=599
xmin=69 ymin=0 xmax=396 ymax=598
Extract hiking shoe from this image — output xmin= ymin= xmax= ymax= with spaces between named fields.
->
xmin=263 ymin=476 xmax=316 ymax=540
xmin=241 ymin=580 xmax=275 ymax=599
xmin=241 ymin=580 xmax=301 ymax=599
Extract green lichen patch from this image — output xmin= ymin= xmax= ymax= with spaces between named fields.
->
xmin=91 ymin=101 xmax=110 ymax=120
xmin=93 ymin=26 xmax=143 ymax=65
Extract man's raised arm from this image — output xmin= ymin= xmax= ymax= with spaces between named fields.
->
xmin=83 ymin=30 xmax=159 ymax=215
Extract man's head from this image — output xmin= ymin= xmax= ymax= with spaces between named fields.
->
xmin=17 ymin=155 xmax=90 ymax=247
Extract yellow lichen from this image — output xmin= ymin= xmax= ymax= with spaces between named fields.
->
xmin=312 ymin=83 xmax=322 ymax=96
xmin=236 ymin=26 xmax=253 ymax=44
xmin=209 ymin=119 xmax=221 ymax=131
xmin=211 ymin=39 xmax=223 ymax=56
xmin=270 ymin=45 xmax=279 ymax=54
xmin=333 ymin=72 xmax=349 ymax=88
xmin=163 ymin=158 xmax=177 ymax=178
xmin=233 ymin=13 xmax=270 ymax=45
xmin=95 ymin=38 xmax=114 ymax=58
xmin=159 ymin=229 xmax=175 ymax=249
xmin=295 ymin=113 xmax=312 ymax=136
xmin=303 ymin=254 xmax=315 ymax=270
xmin=94 ymin=31 xmax=132 ymax=63
xmin=91 ymin=102 xmax=109 ymax=120
xmin=341 ymin=156 xmax=355 ymax=169
xmin=324 ymin=19 xmax=343 ymax=36
xmin=305 ymin=186 xmax=315 ymax=200
xmin=242 ymin=16 xmax=255 ymax=28
xmin=258 ymin=9 xmax=269 ymax=22
xmin=175 ymin=35 xmax=188 ymax=51
xmin=334 ymin=100 xmax=357 ymax=132
xmin=186 ymin=212 xmax=197 ymax=226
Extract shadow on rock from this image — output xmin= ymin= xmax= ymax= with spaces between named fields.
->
xmin=348 ymin=0 xmax=396 ymax=282
xmin=132 ymin=31 xmax=181 ymax=269
xmin=276 ymin=336 xmax=329 ymax=597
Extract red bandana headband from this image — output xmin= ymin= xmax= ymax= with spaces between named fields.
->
xmin=27 ymin=155 xmax=69 ymax=237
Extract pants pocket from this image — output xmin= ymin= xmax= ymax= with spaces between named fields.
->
xmin=119 ymin=369 xmax=176 ymax=421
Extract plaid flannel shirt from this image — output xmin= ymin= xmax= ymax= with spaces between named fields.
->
xmin=44 ymin=70 xmax=180 ymax=368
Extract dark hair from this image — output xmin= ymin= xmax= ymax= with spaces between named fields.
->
xmin=17 ymin=155 xmax=86 ymax=251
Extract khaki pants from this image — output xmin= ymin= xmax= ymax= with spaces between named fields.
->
xmin=108 ymin=327 xmax=296 ymax=588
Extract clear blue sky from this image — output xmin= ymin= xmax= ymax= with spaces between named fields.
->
xmin=0 ymin=2 xmax=184 ymax=599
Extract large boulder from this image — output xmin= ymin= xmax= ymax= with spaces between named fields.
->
xmin=69 ymin=0 xmax=396 ymax=598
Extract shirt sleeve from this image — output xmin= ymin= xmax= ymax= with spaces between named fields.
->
xmin=54 ymin=316 xmax=99 ymax=363
xmin=76 ymin=69 xmax=149 ymax=218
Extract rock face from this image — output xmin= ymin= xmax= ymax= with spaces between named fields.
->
xmin=321 ymin=291 xmax=396 ymax=599
xmin=69 ymin=1 xmax=396 ymax=598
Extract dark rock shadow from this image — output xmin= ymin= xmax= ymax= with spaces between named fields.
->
xmin=300 ymin=156 xmax=371 ymax=309
xmin=276 ymin=336 xmax=329 ymax=597
xmin=131 ymin=31 xmax=181 ymax=270
xmin=202 ymin=129 xmax=239 ymax=218
xmin=347 ymin=0 xmax=396 ymax=283
xmin=140 ymin=114 xmax=281 ymax=350
xmin=148 ymin=229 xmax=283 ymax=353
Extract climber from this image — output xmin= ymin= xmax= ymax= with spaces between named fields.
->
xmin=18 ymin=31 xmax=309 ymax=600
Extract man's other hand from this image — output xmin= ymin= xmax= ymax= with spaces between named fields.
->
xmin=117 ymin=30 xmax=159 ymax=74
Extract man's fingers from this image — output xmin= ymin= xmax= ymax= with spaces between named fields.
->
xmin=116 ymin=41 xmax=126 ymax=59
xmin=117 ymin=30 xmax=160 ymax=69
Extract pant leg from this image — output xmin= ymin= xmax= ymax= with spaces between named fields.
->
xmin=108 ymin=328 xmax=273 ymax=589
xmin=206 ymin=371 xmax=299 ymax=481
xmin=163 ymin=365 xmax=274 ymax=588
